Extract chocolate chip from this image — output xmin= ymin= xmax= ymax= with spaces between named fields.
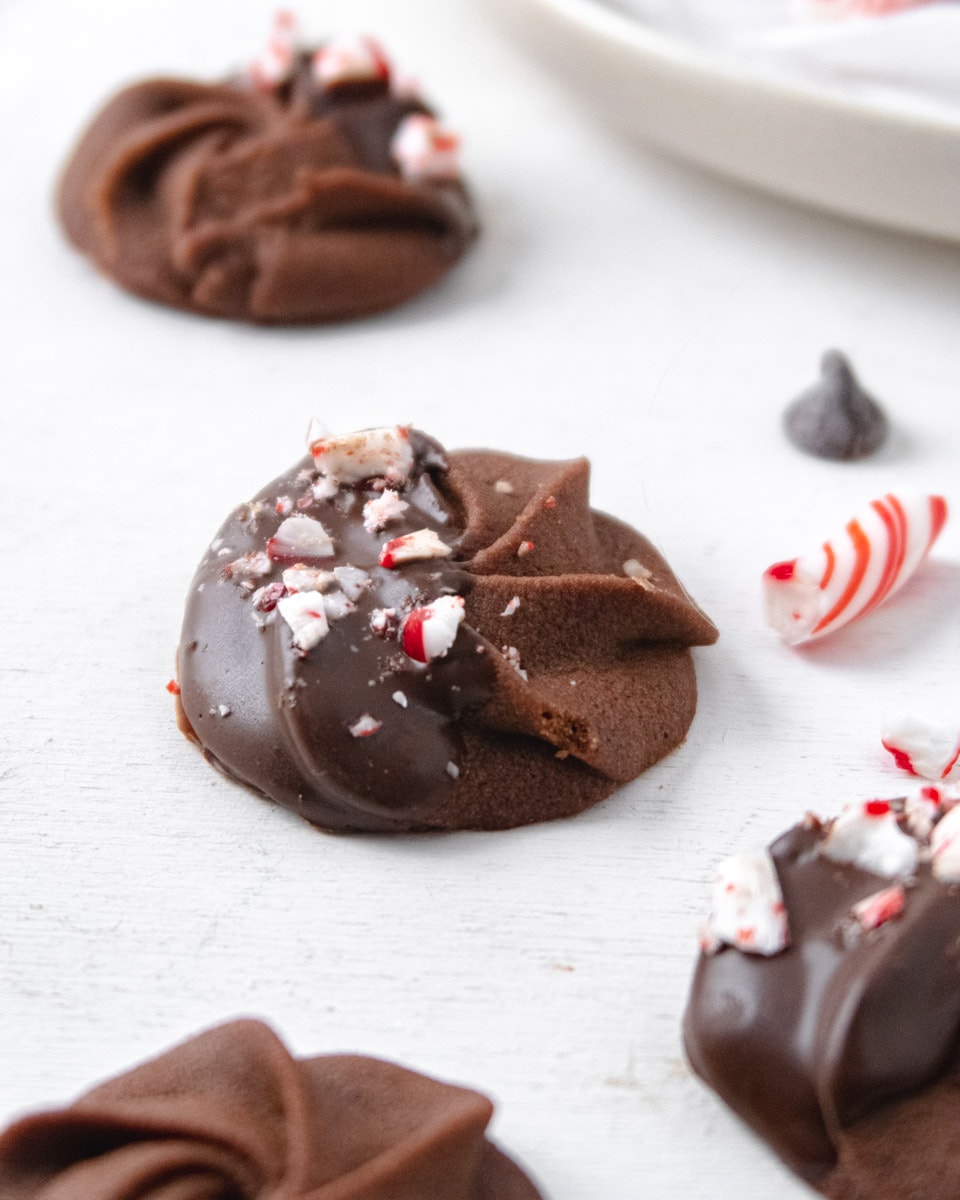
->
xmin=783 ymin=350 xmax=888 ymax=461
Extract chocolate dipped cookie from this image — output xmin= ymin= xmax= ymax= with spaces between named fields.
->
xmin=684 ymin=790 xmax=960 ymax=1199
xmin=57 ymin=18 xmax=476 ymax=323
xmin=174 ymin=424 xmax=717 ymax=833
xmin=0 ymin=1019 xmax=544 ymax=1199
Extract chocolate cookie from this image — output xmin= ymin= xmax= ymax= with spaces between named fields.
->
xmin=175 ymin=424 xmax=718 ymax=832
xmin=0 ymin=1019 xmax=544 ymax=1199
xmin=57 ymin=21 xmax=476 ymax=323
xmin=684 ymin=791 xmax=960 ymax=1199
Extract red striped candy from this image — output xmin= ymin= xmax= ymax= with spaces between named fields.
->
xmin=763 ymin=491 xmax=947 ymax=645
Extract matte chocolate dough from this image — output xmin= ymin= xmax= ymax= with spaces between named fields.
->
xmin=175 ymin=426 xmax=718 ymax=833
xmin=0 ymin=1019 xmax=545 ymax=1199
xmin=57 ymin=34 xmax=477 ymax=323
xmin=684 ymin=802 xmax=960 ymax=1200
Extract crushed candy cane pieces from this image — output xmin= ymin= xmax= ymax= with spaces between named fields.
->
xmin=223 ymin=551 xmax=272 ymax=580
xmin=250 ymin=10 xmax=299 ymax=92
xmin=363 ymin=489 xmax=409 ymax=533
xmin=701 ymin=850 xmax=789 ymax=957
xmin=391 ymin=114 xmax=461 ymax=181
xmin=819 ymin=800 xmax=918 ymax=878
xmin=277 ymin=590 xmax=330 ymax=652
xmin=517 ymin=541 xmax=535 ymax=558
xmin=380 ymin=528 xmax=452 ymax=569
xmin=501 ymin=596 xmax=521 ymax=617
xmin=851 ymin=885 xmax=905 ymax=933
xmin=348 ymin=714 xmax=382 ymax=738
xmin=312 ymin=35 xmax=390 ymax=89
xmin=494 ymin=479 xmax=515 ymax=495
xmin=881 ymin=713 xmax=960 ymax=782
xmin=307 ymin=423 xmax=413 ymax=488
xmin=267 ymin=515 xmax=334 ymax=562
xmin=763 ymin=491 xmax=947 ymax=645
xmin=401 ymin=595 xmax=465 ymax=663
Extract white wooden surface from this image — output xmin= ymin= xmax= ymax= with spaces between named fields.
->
xmin=2 ymin=2 xmax=960 ymax=1197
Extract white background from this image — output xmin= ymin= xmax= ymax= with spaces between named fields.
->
xmin=2 ymin=1 xmax=960 ymax=1197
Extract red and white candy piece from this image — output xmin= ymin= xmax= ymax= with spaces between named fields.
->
xmin=250 ymin=10 xmax=300 ymax=92
xmin=266 ymin=515 xmax=334 ymax=563
xmin=281 ymin=566 xmax=334 ymax=594
xmin=391 ymin=114 xmax=461 ymax=182
xmin=379 ymin=528 xmax=452 ymax=569
xmin=223 ymin=550 xmax=272 ymax=580
xmin=930 ymin=804 xmax=960 ymax=884
xmin=363 ymin=488 xmax=409 ymax=534
xmin=277 ymin=590 xmax=330 ymax=652
xmin=763 ymin=491 xmax=947 ymax=645
xmin=819 ymin=799 xmax=918 ymax=878
xmin=348 ymin=714 xmax=382 ymax=738
xmin=307 ymin=423 xmax=414 ymax=489
xmin=401 ymin=595 xmax=465 ymax=663
xmin=851 ymin=884 xmax=906 ymax=933
xmin=312 ymin=35 xmax=389 ymax=90
xmin=881 ymin=713 xmax=960 ymax=782
xmin=700 ymin=850 xmax=789 ymax=957
xmin=904 ymin=783 xmax=959 ymax=840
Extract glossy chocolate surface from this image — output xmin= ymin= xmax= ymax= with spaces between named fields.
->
xmin=684 ymin=820 xmax=960 ymax=1188
xmin=0 ymin=1019 xmax=545 ymax=1199
xmin=57 ymin=51 xmax=476 ymax=323
xmin=177 ymin=430 xmax=718 ymax=832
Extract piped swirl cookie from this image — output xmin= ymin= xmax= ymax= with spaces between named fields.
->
xmin=175 ymin=424 xmax=718 ymax=832
xmin=58 ymin=18 xmax=476 ymax=323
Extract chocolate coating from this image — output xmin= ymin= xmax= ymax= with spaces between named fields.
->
xmin=0 ymin=1019 xmax=544 ymax=1199
xmin=783 ymin=350 xmax=888 ymax=461
xmin=57 ymin=53 xmax=476 ymax=323
xmin=684 ymin=820 xmax=960 ymax=1198
xmin=176 ymin=431 xmax=717 ymax=832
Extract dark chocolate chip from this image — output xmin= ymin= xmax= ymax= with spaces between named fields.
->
xmin=783 ymin=350 xmax=888 ymax=461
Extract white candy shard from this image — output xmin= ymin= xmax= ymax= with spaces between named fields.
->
xmin=307 ymin=423 xmax=414 ymax=489
xmin=379 ymin=528 xmax=452 ymax=568
xmin=391 ymin=114 xmax=461 ymax=181
xmin=333 ymin=565 xmax=371 ymax=601
xmin=702 ymin=850 xmax=789 ymax=957
xmin=930 ymin=805 xmax=960 ymax=884
xmin=851 ymin=884 xmax=906 ymax=933
xmin=348 ymin=714 xmax=383 ymax=738
xmin=392 ymin=691 xmax=408 ymax=708
xmin=401 ymin=594 xmax=465 ymax=663
xmin=493 ymin=479 xmax=514 ymax=495
xmin=277 ymin=590 xmax=330 ymax=652
xmin=881 ymin=713 xmax=960 ymax=782
xmin=501 ymin=644 xmax=528 ymax=681
xmin=363 ymin=489 xmax=409 ymax=533
xmin=223 ymin=551 xmax=273 ymax=580
xmin=250 ymin=10 xmax=299 ymax=91
xmin=322 ymin=592 xmax=355 ymax=622
xmin=819 ymin=800 xmax=918 ymax=878
xmin=763 ymin=491 xmax=947 ymax=645
xmin=281 ymin=566 xmax=335 ymax=594
xmin=501 ymin=595 xmax=521 ymax=617
xmin=267 ymin=515 xmax=334 ymax=562
xmin=623 ymin=558 xmax=655 ymax=590
xmin=312 ymin=34 xmax=390 ymax=89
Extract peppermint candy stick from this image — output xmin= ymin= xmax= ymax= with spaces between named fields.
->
xmin=763 ymin=490 xmax=947 ymax=645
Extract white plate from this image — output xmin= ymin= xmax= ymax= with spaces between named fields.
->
xmin=483 ymin=0 xmax=960 ymax=241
